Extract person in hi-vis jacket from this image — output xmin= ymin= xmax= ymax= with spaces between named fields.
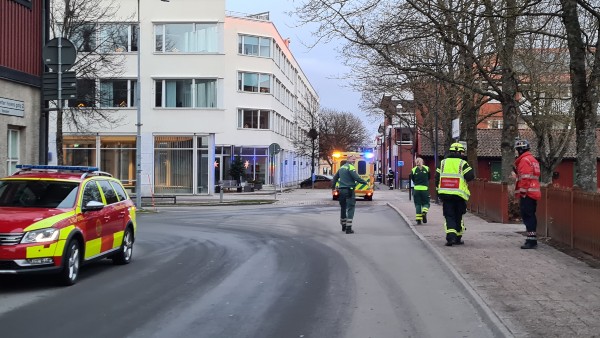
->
xmin=332 ymin=155 xmax=368 ymax=234
xmin=435 ymin=143 xmax=475 ymax=246
xmin=409 ymin=157 xmax=430 ymax=224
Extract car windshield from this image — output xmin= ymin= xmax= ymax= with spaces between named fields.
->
xmin=0 ymin=180 xmax=79 ymax=208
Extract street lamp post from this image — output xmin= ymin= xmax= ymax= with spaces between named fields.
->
xmin=136 ymin=0 xmax=169 ymax=209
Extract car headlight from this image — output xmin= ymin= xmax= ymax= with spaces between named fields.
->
xmin=21 ymin=228 xmax=60 ymax=244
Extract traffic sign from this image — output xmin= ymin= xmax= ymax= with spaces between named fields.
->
xmin=43 ymin=71 xmax=77 ymax=101
xmin=397 ymin=160 xmax=404 ymax=167
xmin=269 ymin=143 xmax=281 ymax=155
xmin=43 ymin=38 xmax=77 ymax=72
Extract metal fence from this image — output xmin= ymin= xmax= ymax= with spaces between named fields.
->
xmin=461 ymin=179 xmax=600 ymax=258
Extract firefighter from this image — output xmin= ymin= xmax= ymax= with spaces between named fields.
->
xmin=332 ymin=155 xmax=369 ymax=234
xmin=513 ymin=139 xmax=541 ymax=249
xmin=387 ymin=169 xmax=395 ymax=190
xmin=436 ymin=143 xmax=475 ymax=246
xmin=409 ymin=157 xmax=430 ymax=224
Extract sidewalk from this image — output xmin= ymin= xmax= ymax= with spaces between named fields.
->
xmin=384 ymin=188 xmax=600 ymax=338
xmin=145 ymin=187 xmax=600 ymax=337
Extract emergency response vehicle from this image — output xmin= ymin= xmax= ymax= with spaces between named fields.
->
xmin=331 ymin=151 xmax=375 ymax=201
xmin=0 ymin=165 xmax=137 ymax=286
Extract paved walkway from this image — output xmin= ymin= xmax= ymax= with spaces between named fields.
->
xmin=148 ymin=186 xmax=600 ymax=337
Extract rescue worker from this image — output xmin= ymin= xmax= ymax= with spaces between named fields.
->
xmin=332 ymin=155 xmax=369 ymax=234
xmin=409 ymin=157 xmax=430 ymax=224
xmin=513 ymin=139 xmax=541 ymax=249
xmin=435 ymin=143 xmax=475 ymax=246
xmin=387 ymin=169 xmax=395 ymax=190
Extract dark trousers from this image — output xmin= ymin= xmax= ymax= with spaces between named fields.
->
xmin=520 ymin=196 xmax=538 ymax=233
xmin=338 ymin=188 xmax=357 ymax=220
xmin=441 ymin=195 xmax=467 ymax=242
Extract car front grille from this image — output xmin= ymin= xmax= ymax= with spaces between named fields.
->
xmin=0 ymin=233 xmax=24 ymax=246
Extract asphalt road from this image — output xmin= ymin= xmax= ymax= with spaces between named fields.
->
xmin=0 ymin=203 xmax=499 ymax=338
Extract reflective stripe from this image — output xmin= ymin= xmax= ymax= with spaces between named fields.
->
xmin=414 ymin=185 xmax=428 ymax=190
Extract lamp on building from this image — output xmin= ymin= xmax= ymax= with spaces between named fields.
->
xmin=136 ymin=0 xmax=170 ymax=209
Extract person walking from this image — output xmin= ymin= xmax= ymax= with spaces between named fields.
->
xmin=387 ymin=169 xmax=395 ymax=190
xmin=409 ymin=157 xmax=431 ymax=224
xmin=435 ymin=143 xmax=475 ymax=246
xmin=513 ymin=139 xmax=541 ymax=249
xmin=332 ymin=155 xmax=369 ymax=234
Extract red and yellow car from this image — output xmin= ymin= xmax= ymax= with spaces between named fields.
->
xmin=0 ymin=165 xmax=137 ymax=285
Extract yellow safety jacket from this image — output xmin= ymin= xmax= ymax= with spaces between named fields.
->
xmin=437 ymin=158 xmax=471 ymax=200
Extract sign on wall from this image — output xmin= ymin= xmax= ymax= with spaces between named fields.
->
xmin=0 ymin=97 xmax=25 ymax=117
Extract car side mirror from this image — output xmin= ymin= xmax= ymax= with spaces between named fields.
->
xmin=83 ymin=200 xmax=104 ymax=212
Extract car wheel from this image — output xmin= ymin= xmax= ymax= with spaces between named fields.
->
xmin=112 ymin=226 xmax=134 ymax=265
xmin=58 ymin=239 xmax=81 ymax=286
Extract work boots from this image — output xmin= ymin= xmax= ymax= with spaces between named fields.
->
xmin=346 ymin=220 xmax=354 ymax=234
xmin=521 ymin=240 xmax=538 ymax=249
xmin=521 ymin=232 xmax=538 ymax=249
xmin=340 ymin=218 xmax=347 ymax=232
xmin=422 ymin=212 xmax=428 ymax=224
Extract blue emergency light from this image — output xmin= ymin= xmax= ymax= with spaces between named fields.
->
xmin=364 ymin=152 xmax=374 ymax=159
xmin=16 ymin=165 xmax=99 ymax=172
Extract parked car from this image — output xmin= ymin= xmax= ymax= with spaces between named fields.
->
xmin=0 ymin=165 xmax=137 ymax=286
xmin=299 ymin=175 xmax=333 ymax=188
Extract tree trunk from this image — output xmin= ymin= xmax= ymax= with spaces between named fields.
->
xmin=560 ymin=0 xmax=599 ymax=191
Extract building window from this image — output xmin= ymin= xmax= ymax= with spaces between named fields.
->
xmin=154 ymin=79 xmax=217 ymax=108
xmin=7 ymin=129 xmax=20 ymax=175
xmin=154 ymin=23 xmax=218 ymax=53
xmin=99 ymin=136 xmax=136 ymax=189
xmin=238 ymin=72 xmax=271 ymax=93
xmin=238 ymin=35 xmax=271 ymax=57
xmin=154 ymin=136 xmax=193 ymax=194
xmin=69 ymin=79 xmax=96 ymax=107
xmin=100 ymin=79 xmax=137 ymax=107
xmin=489 ymin=120 xmax=503 ymax=129
xmin=98 ymin=23 xmax=139 ymax=53
xmin=238 ymin=109 xmax=270 ymax=129
xmin=72 ymin=23 xmax=97 ymax=52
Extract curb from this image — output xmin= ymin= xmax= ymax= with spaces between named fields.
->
xmin=386 ymin=202 xmax=514 ymax=338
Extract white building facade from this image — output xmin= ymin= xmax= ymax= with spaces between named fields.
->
xmin=48 ymin=0 xmax=318 ymax=196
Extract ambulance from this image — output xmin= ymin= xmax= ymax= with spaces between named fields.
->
xmin=331 ymin=151 xmax=375 ymax=201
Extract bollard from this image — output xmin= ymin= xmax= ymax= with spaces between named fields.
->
xmin=219 ymin=185 xmax=224 ymax=203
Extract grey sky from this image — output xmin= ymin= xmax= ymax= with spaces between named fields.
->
xmin=226 ymin=0 xmax=379 ymax=139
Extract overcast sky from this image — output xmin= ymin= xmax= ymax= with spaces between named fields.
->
xmin=226 ymin=0 xmax=380 ymax=139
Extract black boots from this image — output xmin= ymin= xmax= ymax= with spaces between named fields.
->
xmin=346 ymin=220 xmax=354 ymax=234
xmin=416 ymin=220 xmax=422 ymax=225
xmin=521 ymin=240 xmax=537 ymax=249
xmin=422 ymin=212 xmax=428 ymax=224
xmin=341 ymin=218 xmax=347 ymax=232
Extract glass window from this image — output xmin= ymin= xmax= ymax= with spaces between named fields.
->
xmin=195 ymin=79 xmax=217 ymax=108
xmin=7 ymin=129 xmax=19 ymax=175
xmin=165 ymin=79 xmax=192 ymax=107
xmin=239 ymin=109 xmax=270 ymax=129
xmin=100 ymin=79 xmax=136 ymax=107
xmin=98 ymin=24 xmax=130 ymax=53
xmin=64 ymin=136 xmax=97 ymax=167
xmin=155 ymin=23 xmax=218 ymax=53
xmin=110 ymin=181 xmax=129 ymax=201
xmin=155 ymin=79 xmax=216 ymax=108
xmin=82 ymin=181 xmax=102 ymax=207
xmin=239 ymin=72 xmax=271 ymax=93
xmin=154 ymin=136 xmax=193 ymax=194
xmin=69 ymin=79 xmax=96 ymax=108
xmin=100 ymin=136 xmax=136 ymax=188
xmin=357 ymin=161 xmax=367 ymax=175
xmin=239 ymin=35 xmax=271 ymax=57
xmin=259 ymin=38 xmax=271 ymax=57
xmin=72 ymin=23 xmax=97 ymax=52
xmin=97 ymin=180 xmax=119 ymax=204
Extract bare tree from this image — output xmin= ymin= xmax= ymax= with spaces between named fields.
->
xmin=50 ymin=0 xmax=130 ymax=164
xmin=318 ymin=109 xmax=370 ymax=168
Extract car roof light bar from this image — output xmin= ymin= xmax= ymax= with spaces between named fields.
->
xmin=16 ymin=165 xmax=100 ymax=172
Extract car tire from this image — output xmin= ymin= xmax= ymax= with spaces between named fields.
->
xmin=57 ymin=239 xmax=81 ymax=286
xmin=112 ymin=226 xmax=134 ymax=265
